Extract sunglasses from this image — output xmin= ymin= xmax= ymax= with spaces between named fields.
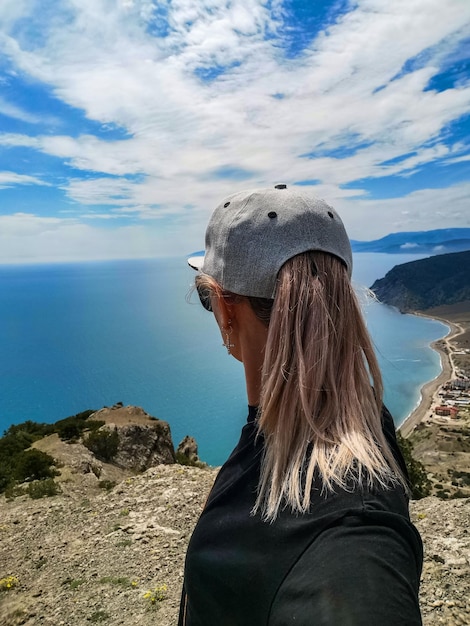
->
xmin=196 ymin=283 xmax=213 ymax=312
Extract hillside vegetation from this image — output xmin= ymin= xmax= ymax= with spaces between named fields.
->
xmin=0 ymin=404 xmax=202 ymax=501
xmin=0 ymin=410 xmax=98 ymax=496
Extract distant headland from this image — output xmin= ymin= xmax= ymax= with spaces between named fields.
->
xmin=351 ymin=227 xmax=470 ymax=255
xmin=370 ymin=250 xmax=470 ymax=312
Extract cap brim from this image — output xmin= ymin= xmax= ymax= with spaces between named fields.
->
xmin=187 ymin=252 xmax=205 ymax=271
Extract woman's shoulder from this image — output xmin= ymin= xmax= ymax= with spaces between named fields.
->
xmin=269 ymin=508 xmax=423 ymax=626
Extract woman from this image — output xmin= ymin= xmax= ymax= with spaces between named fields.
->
xmin=180 ymin=185 xmax=423 ymax=625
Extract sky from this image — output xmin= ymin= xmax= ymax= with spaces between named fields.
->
xmin=0 ymin=0 xmax=469 ymax=264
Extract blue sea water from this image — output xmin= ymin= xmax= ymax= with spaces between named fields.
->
xmin=0 ymin=253 xmax=447 ymax=465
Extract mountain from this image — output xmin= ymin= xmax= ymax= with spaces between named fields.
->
xmin=351 ymin=228 xmax=470 ymax=254
xmin=370 ymin=250 xmax=470 ymax=312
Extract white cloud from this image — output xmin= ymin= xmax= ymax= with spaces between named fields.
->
xmin=445 ymin=154 xmax=470 ymax=165
xmin=0 ymin=95 xmax=42 ymax=123
xmin=78 ymin=213 xmax=123 ymax=219
xmin=0 ymin=0 xmax=469 ymax=261
xmin=0 ymin=212 xmax=202 ymax=264
xmin=2 ymin=177 xmax=468 ymax=266
xmin=337 ymin=181 xmax=470 ymax=239
xmin=0 ymin=0 xmax=32 ymax=29
xmin=0 ymin=170 xmax=48 ymax=188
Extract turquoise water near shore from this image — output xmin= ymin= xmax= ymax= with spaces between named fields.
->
xmin=0 ymin=253 xmax=447 ymax=465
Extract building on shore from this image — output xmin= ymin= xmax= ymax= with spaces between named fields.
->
xmin=435 ymin=406 xmax=460 ymax=418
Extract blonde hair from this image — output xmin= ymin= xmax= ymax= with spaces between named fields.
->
xmin=197 ymin=251 xmax=407 ymax=521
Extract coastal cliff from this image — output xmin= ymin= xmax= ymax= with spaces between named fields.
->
xmin=370 ymin=250 xmax=470 ymax=313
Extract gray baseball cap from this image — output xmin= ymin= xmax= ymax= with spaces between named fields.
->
xmin=187 ymin=184 xmax=352 ymax=299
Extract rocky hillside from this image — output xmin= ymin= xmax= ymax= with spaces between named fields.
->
xmin=0 ymin=465 xmax=468 ymax=626
xmin=370 ymin=250 xmax=470 ymax=312
xmin=0 ymin=404 xmax=469 ymax=625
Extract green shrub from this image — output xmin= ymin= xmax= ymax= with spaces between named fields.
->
xmin=451 ymin=470 xmax=470 ymax=486
xmin=0 ymin=431 xmax=36 ymax=460
xmin=55 ymin=411 xmax=99 ymax=440
xmin=89 ymin=610 xmax=110 ymax=622
xmin=53 ymin=410 xmax=95 ymax=435
xmin=396 ymin=432 xmax=431 ymax=499
xmin=27 ymin=478 xmax=61 ymax=499
xmin=58 ymin=417 xmax=104 ymax=442
xmin=0 ymin=462 xmax=13 ymax=492
xmin=86 ymin=420 xmax=106 ymax=432
xmin=14 ymin=449 xmax=59 ymax=483
xmin=0 ymin=409 xmax=97 ymax=494
xmin=99 ymin=576 xmax=131 ymax=587
xmin=450 ymin=489 xmax=467 ymax=499
xmin=3 ymin=420 xmax=53 ymax=439
xmin=68 ymin=579 xmax=86 ymax=589
xmin=98 ymin=480 xmax=116 ymax=491
xmin=58 ymin=421 xmax=82 ymax=441
xmin=84 ymin=429 xmax=119 ymax=462
xmin=4 ymin=484 xmax=27 ymax=500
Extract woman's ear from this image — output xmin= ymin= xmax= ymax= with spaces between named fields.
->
xmin=210 ymin=284 xmax=235 ymax=333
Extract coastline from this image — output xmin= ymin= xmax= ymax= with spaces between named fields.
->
xmin=398 ymin=314 xmax=459 ymax=438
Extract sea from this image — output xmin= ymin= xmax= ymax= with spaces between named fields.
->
xmin=0 ymin=253 xmax=448 ymax=466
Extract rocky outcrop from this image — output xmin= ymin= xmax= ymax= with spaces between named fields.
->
xmin=100 ymin=422 xmax=176 ymax=470
xmin=88 ymin=405 xmax=176 ymax=470
xmin=176 ymin=435 xmax=206 ymax=468
xmin=32 ymin=406 xmax=178 ymax=488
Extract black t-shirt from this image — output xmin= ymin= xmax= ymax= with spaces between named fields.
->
xmin=179 ymin=406 xmax=423 ymax=626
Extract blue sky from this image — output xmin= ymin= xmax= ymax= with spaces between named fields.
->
xmin=0 ymin=0 xmax=469 ymax=263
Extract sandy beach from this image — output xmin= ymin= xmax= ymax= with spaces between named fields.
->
xmin=398 ymin=303 xmax=469 ymax=438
